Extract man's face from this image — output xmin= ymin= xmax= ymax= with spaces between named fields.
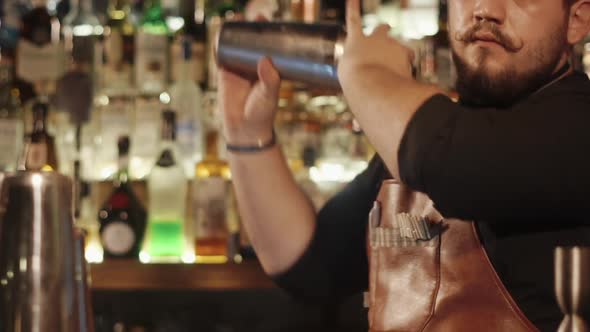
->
xmin=448 ymin=0 xmax=570 ymax=107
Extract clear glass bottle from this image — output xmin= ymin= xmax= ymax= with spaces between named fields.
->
xmin=94 ymin=93 xmax=133 ymax=180
xmin=17 ymin=0 xmax=64 ymax=96
xmin=433 ymin=0 xmax=456 ymax=92
xmin=103 ymin=0 xmax=135 ymax=93
xmin=170 ymin=2 xmax=207 ymax=87
xmin=135 ymin=0 xmax=169 ymax=94
xmin=62 ymin=0 xmax=103 ymax=73
xmin=99 ymin=136 xmax=147 ymax=259
xmin=169 ymin=35 xmax=204 ymax=179
xmin=145 ymin=110 xmax=187 ymax=262
xmin=193 ymin=128 xmax=231 ymax=263
xmin=129 ymin=92 xmax=163 ymax=179
xmin=0 ymin=58 xmax=24 ymax=172
xmin=20 ymin=100 xmax=58 ymax=171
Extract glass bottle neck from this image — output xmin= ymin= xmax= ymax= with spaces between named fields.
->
xmin=109 ymin=0 xmax=130 ymax=12
xmin=116 ymin=154 xmax=130 ymax=184
xmin=204 ymin=130 xmax=220 ymax=159
xmin=71 ymin=0 xmax=94 ymax=14
xmin=32 ymin=113 xmax=47 ymax=133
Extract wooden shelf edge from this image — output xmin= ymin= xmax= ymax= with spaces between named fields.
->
xmin=89 ymin=259 xmax=276 ymax=291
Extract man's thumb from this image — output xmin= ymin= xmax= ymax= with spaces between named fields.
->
xmin=257 ymin=57 xmax=280 ymax=95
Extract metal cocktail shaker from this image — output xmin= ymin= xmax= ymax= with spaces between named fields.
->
xmin=555 ymin=246 xmax=590 ymax=332
xmin=216 ymin=21 xmax=345 ymax=90
xmin=0 ymin=171 xmax=80 ymax=332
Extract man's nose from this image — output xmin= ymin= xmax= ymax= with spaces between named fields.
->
xmin=473 ymin=0 xmax=506 ymax=24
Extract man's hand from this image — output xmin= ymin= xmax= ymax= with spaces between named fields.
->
xmin=336 ymin=0 xmax=441 ymax=181
xmin=218 ymin=57 xmax=281 ymax=146
xmin=337 ymin=0 xmax=414 ymax=84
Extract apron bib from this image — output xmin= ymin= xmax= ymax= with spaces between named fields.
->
xmin=366 ymin=180 xmax=539 ymax=332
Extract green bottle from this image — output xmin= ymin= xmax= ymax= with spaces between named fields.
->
xmin=135 ymin=0 xmax=169 ymax=93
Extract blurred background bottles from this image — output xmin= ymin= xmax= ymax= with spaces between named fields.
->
xmin=169 ymin=35 xmax=204 ymax=179
xmin=103 ymin=0 xmax=135 ymax=93
xmin=0 ymin=0 xmax=472 ymax=264
xmin=99 ymin=136 xmax=147 ymax=259
xmin=144 ymin=110 xmax=188 ymax=263
xmin=193 ymin=114 xmax=231 ymax=264
xmin=135 ymin=0 xmax=168 ymax=94
xmin=17 ymin=0 xmax=64 ymax=97
xmin=20 ymin=100 xmax=58 ymax=171
xmin=0 ymin=57 xmax=23 ymax=172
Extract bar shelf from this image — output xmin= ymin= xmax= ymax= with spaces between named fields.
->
xmin=89 ymin=259 xmax=275 ymax=291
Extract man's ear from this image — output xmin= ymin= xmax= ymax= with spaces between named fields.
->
xmin=568 ymin=0 xmax=590 ymax=45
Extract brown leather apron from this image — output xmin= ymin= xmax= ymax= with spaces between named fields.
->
xmin=366 ymin=180 xmax=539 ymax=332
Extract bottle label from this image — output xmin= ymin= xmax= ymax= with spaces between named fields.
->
xmin=135 ymin=31 xmax=168 ymax=92
xmin=132 ymin=97 xmax=161 ymax=158
xmin=104 ymin=30 xmax=133 ymax=89
xmin=26 ymin=142 xmax=48 ymax=170
xmin=16 ymin=40 xmax=65 ymax=83
xmin=101 ymin=221 xmax=136 ymax=255
xmin=106 ymin=29 xmax=125 ymax=66
xmin=101 ymin=99 xmax=131 ymax=139
xmin=193 ymin=177 xmax=229 ymax=239
xmin=0 ymin=119 xmax=20 ymax=167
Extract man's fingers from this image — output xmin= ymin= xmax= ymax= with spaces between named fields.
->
xmin=346 ymin=0 xmax=362 ymax=36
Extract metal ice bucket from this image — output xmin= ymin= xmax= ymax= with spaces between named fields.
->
xmin=0 ymin=171 xmax=79 ymax=332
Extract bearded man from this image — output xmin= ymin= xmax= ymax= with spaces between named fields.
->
xmin=218 ymin=0 xmax=590 ymax=330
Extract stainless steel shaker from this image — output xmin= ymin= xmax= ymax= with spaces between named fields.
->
xmin=0 ymin=171 xmax=80 ymax=332
xmin=555 ymin=246 xmax=590 ymax=332
xmin=216 ymin=21 xmax=345 ymax=90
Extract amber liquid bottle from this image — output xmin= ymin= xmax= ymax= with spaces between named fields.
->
xmin=193 ymin=130 xmax=231 ymax=263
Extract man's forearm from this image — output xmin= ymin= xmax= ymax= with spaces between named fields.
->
xmin=227 ymin=146 xmax=317 ymax=275
xmin=341 ymin=65 xmax=442 ymax=179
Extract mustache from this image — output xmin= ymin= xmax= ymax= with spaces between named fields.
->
xmin=454 ymin=21 xmax=523 ymax=52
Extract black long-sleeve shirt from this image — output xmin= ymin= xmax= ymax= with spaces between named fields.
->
xmin=274 ymin=71 xmax=590 ymax=332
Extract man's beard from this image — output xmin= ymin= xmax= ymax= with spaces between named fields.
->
xmin=452 ymin=24 xmax=567 ymax=108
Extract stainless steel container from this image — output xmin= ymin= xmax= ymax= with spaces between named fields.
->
xmin=0 ymin=171 xmax=79 ymax=332
xmin=216 ymin=21 xmax=345 ymax=90
xmin=74 ymin=228 xmax=94 ymax=332
xmin=555 ymin=246 xmax=590 ymax=332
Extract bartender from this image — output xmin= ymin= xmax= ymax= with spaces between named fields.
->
xmin=218 ymin=0 xmax=590 ymax=331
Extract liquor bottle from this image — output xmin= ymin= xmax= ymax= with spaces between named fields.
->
xmin=62 ymin=0 xmax=103 ymax=72
xmin=206 ymin=0 xmax=243 ymax=91
xmin=433 ymin=0 xmax=456 ymax=92
xmin=0 ymin=58 xmax=24 ymax=172
xmin=98 ymin=136 xmax=147 ymax=259
xmin=103 ymin=0 xmax=135 ymax=93
xmin=17 ymin=0 xmax=64 ymax=95
xmin=0 ymin=0 xmax=23 ymax=59
xmin=20 ymin=100 xmax=58 ymax=171
xmin=129 ymin=92 xmax=163 ymax=179
xmin=193 ymin=129 xmax=231 ymax=263
xmin=169 ymin=35 xmax=204 ymax=178
xmin=135 ymin=0 xmax=169 ymax=94
xmin=145 ymin=110 xmax=187 ymax=262
xmin=95 ymin=93 xmax=133 ymax=180
xmin=171 ymin=0 xmax=206 ymax=87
